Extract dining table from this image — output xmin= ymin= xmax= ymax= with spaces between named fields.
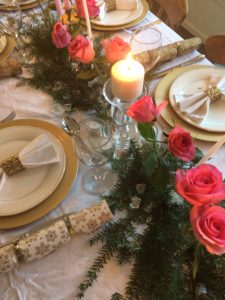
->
xmin=0 ymin=5 xmax=225 ymax=300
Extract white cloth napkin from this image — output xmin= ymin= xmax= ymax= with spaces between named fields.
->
xmin=0 ymin=134 xmax=60 ymax=190
xmin=174 ymin=75 xmax=225 ymax=123
xmin=96 ymin=0 xmax=138 ymax=20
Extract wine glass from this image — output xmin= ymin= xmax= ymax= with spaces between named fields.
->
xmin=130 ymin=26 xmax=162 ymax=71
xmin=74 ymin=118 xmax=116 ymax=195
xmin=0 ymin=0 xmax=22 ymax=47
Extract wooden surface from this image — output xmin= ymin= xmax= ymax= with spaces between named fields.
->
xmin=149 ymin=0 xmax=188 ymax=28
xmin=205 ymin=35 xmax=225 ymax=66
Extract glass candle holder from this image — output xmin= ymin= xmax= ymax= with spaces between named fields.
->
xmin=103 ymin=79 xmax=148 ymax=158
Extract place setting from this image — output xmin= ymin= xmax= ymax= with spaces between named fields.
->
xmin=0 ymin=119 xmax=78 ymax=229
xmin=155 ymin=65 xmax=225 ymax=142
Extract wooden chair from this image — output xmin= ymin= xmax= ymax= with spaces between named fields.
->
xmin=148 ymin=0 xmax=188 ymax=29
xmin=204 ymin=35 xmax=225 ymax=66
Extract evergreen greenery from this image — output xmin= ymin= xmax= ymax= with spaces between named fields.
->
xmin=20 ymin=7 xmax=111 ymax=117
xmin=77 ymin=141 xmax=225 ymax=300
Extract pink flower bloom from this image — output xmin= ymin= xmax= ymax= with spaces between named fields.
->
xmin=76 ymin=0 xmax=99 ymax=18
xmin=190 ymin=205 xmax=225 ymax=255
xmin=126 ymin=96 xmax=168 ymax=123
xmin=52 ymin=22 xmax=71 ymax=49
xmin=175 ymin=164 xmax=225 ymax=206
xmin=68 ymin=35 xmax=95 ymax=64
xmin=168 ymin=125 xmax=195 ymax=162
xmin=101 ymin=36 xmax=131 ymax=64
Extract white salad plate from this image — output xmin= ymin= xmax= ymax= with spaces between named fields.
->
xmin=169 ymin=67 xmax=225 ymax=132
xmin=0 ymin=126 xmax=66 ymax=216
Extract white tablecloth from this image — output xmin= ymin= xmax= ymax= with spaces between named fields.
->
xmin=0 ymin=11 xmax=224 ymax=300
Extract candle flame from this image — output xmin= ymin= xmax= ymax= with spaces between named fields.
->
xmin=126 ymin=52 xmax=134 ymax=62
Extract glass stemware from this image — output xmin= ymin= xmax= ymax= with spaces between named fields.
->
xmin=130 ymin=26 xmax=162 ymax=71
xmin=0 ymin=0 xmax=22 ymax=41
xmin=73 ymin=118 xmax=116 ymax=195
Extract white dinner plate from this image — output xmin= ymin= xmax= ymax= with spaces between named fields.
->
xmin=0 ymin=34 xmax=7 ymax=55
xmin=0 ymin=126 xmax=66 ymax=216
xmin=169 ymin=67 xmax=225 ymax=132
xmin=91 ymin=0 xmax=143 ymax=26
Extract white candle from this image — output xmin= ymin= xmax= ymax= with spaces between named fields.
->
xmin=54 ymin=0 xmax=63 ymax=17
xmin=111 ymin=56 xmax=145 ymax=102
xmin=82 ymin=0 xmax=93 ymax=41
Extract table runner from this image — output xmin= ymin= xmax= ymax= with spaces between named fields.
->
xmin=0 ymin=11 xmax=222 ymax=300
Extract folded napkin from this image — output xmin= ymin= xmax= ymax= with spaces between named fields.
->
xmin=96 ymin=0 xmax=138 ymax=20
xmin=174 ymin=75 xmax=225 ymax=123
xmin=0 ymin=134 xmax=60 ymax=190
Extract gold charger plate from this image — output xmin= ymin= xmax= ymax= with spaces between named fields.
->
xmin=90 ymin=0 xmax=149 ymax=31
xmin=0 ymin=119 xmax=78 ymax=229
xmin=0 ymin=36 xmax=15 ymax=62
xmin=0 ymin=0 xmax=47 ymax=10
xmin=155 ymin=65 xmax=225 ymax=142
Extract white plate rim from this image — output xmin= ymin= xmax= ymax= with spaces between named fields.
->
xmin=91 ymin=0 xmax=143 ymax=26
xmin=0 ymin=126 xmax=66 ymax=216
xmin=169 ymin=67 xmax=225 ymax=132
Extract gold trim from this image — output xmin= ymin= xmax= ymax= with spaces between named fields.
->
xmin=0 ymin=36 xmax=15 ymax=62
xmin=0 ymin=119 xmax=78 ymax=229
xmin=0 ymin=0 xmax=48 ymax=11
xmin=0 ymin=155 xmax=25 ymax=176
xmin=206 ymin=86 xmax=222 ymax=102
xmin=155 ymin=65 xmax=225 ymax=142
xmin=89 ymin=0 xmax=149 ymax=31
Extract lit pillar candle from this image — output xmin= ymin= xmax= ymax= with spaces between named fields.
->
xmin=55 ymin=0 xmax=63 ymax=17
xmin=111 ymin=55 xmax=145 ymax=102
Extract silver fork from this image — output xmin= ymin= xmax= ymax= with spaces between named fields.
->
xmin=1 ymin=110 xmax=16 ymax=122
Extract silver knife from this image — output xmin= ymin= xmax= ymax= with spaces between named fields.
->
xmin=150 ymin=54 xmax=206 ymax=79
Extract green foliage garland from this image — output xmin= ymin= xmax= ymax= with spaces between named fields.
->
xmin=20 ymin=8 xmax=111 ymax=117
xmin=77 ymin=141 xmax=225 ymax=300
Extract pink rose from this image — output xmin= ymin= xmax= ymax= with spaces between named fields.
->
xmin=76 ymin=0 xmax=99 ymax=18
xmin=68 ymin=35 xmax=95 ymax=64
xmin=126 ymin=96 xmax=168 ymax=123
xmin=175 ymin=164 xmax=225 ymax=206
xmin=168 ymin=125 xmax=195 ymax=162
xmin=52 ymin=22 xmax=71 ymax=49
xmin=101 ymin=36 xmax=131 ymax=64
xmin=190 ymin=205 xmax=225 ymax=255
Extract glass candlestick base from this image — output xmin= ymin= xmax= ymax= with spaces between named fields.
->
xmin=103 ymin=79 xmax=149 ymax=158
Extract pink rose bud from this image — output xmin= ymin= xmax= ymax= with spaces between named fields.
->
xmin=175 ymin=164 xmax=225 ymax=206
xmin=76 ymin=0 xmax=99 ymax=18
xmin=68 ymin=34 xmax=95 ymax=64
xmin=64 ymin=0 xmax=71 ymax=11
xmin=190 ymin=205 xmax=225 ymax=255
xmin=168 ymin=125 xmax=195 ymax=162
xmin=52 ymin=22 xmax=72 ymax=48
xmin=101 ymin=36 xmax=131 ymax=64
xmin=126 ymin=96 xmax=168 ymax=123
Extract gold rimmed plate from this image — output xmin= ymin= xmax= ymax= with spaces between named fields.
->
xmin=155 ymin=65 xmax=225 ymax=142
xmin=90 ymin=0 xmax=149 ymax=31
xmin=0 ymin=36 xmax=15 ymax=62
xmin=0 ymin=119 xmax=78 ymax=229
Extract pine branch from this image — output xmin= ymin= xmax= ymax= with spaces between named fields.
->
xmin=111 ymin=292 xmax=126 ymax=300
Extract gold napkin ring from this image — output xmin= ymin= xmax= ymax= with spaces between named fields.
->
xmin=105 ymin=0 xmax=116 ymax=11
xmin=0 ymin=155 xmax=25 ymax=176
xmin=206 ymin=87 xmax=222 ymax=102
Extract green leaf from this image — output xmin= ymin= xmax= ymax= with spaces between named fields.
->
xmin=150 ymin=159 xmax=170 ymax=189
xmin=192 ymin=147 xmax=204 ymax=164
xmin=143 ymin=150 xmax=158 ymax=177
xmin=138 ymin=123 xmax=155 ymax=141
xmin=77 ymin=69 xmax=98 ymax=80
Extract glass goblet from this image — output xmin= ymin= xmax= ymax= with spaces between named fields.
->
xmin=130 ymin=26 xmax=162 ymax=71
xmin=74 ymin=118 xmax=116 ymax=195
